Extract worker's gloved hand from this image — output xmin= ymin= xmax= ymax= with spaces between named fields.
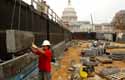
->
xmin=32 ymin=43 xmax=38 ymax=48
xmin=31 ymin=42 xmax=38 ymax=53
xmin=31 ymin=47 xmax=38 ymax=53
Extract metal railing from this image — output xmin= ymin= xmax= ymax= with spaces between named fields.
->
xmin=30 ymin=0 xmax=70 ymax=31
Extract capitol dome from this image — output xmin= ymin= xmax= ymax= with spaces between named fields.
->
xmin=62 ymin=0 xmax=77 ymax=24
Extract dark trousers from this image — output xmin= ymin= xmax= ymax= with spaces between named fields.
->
xmin=39 ymin=71 xmax=51 ymax=80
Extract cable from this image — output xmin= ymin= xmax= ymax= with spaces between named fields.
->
xmin=18 ymin=0 xmax=22 ymax=30
xmin=11 ymin=0 xmax=17 ymax=29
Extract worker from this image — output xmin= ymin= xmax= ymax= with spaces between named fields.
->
xmin=31 ymin=40 xmax=52 ymax=80
xmin=92 ymin=41 xmax=98 ymax=47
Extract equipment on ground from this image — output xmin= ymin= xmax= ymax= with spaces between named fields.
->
xmin=80 ymin=66 xmax=88 ymax=78
xmin=80 ymin=65 xmax=95 ymax=79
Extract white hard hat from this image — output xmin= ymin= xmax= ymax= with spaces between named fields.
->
xmin=42 ymin=40 xmax=51 ymax=46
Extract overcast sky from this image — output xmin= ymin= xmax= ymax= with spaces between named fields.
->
xmin=23 ymin=0 xmax=125 ymax=24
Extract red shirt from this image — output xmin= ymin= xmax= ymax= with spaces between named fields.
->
xmin=34 ymin=49 xmax=52 ymax=72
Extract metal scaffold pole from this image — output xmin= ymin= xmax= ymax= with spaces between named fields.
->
xmin=90 ymin=14 xmax=94 ymax=32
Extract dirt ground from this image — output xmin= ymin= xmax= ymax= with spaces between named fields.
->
xmin=51 ymin=48 xmax=81 ymax=80
xmin=52 ymin=42 xmax=89 ymax=80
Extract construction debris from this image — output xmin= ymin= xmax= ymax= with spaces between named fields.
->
xmin=106 ymin=72 xmax=125 ymax=80
xmin=96 ymin=56 xmax=112 ymax=64
xmin=52 ymin=40 xmax=125 ymax=80
xmin=99 ymin=68 xmax=125 ymax=80
xmin=110 ymin=51 xmax=125 ymax=60
xmin=81 ymin=57 xmax=99 ymax=66
xmin=84 ymin=48 xmax=104 ymax=57
xmin=99 ymin=66 xmax=120 ymax=76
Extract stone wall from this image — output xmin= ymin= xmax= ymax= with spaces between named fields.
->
xmin=52 ymin=41 xmax=69 ymax=58
xmin=0 ymin=53 xmax=37 ymax=80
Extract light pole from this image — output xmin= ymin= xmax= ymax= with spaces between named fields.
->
xmin=90 ymin=14 xmax=94 ymax=32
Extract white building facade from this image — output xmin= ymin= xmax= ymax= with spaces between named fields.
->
xmin=94 ymin=23 xmax=114 ymax=32
xmin=61 ymin=0 xmax=114 ymax=33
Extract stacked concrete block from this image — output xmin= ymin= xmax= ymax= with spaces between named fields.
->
xmin=84 ymin=49 xmax=97 ymax=57
xmin=84 ymin=48 xmax=104 ymax=57
xmin=110 ymin=51 xmax=125 ymax=60
xmin=99 ymin=67 xmax=120 ymax=76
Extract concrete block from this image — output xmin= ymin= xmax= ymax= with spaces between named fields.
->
xmin=6 ymin=30 xmax=34 ymax=53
